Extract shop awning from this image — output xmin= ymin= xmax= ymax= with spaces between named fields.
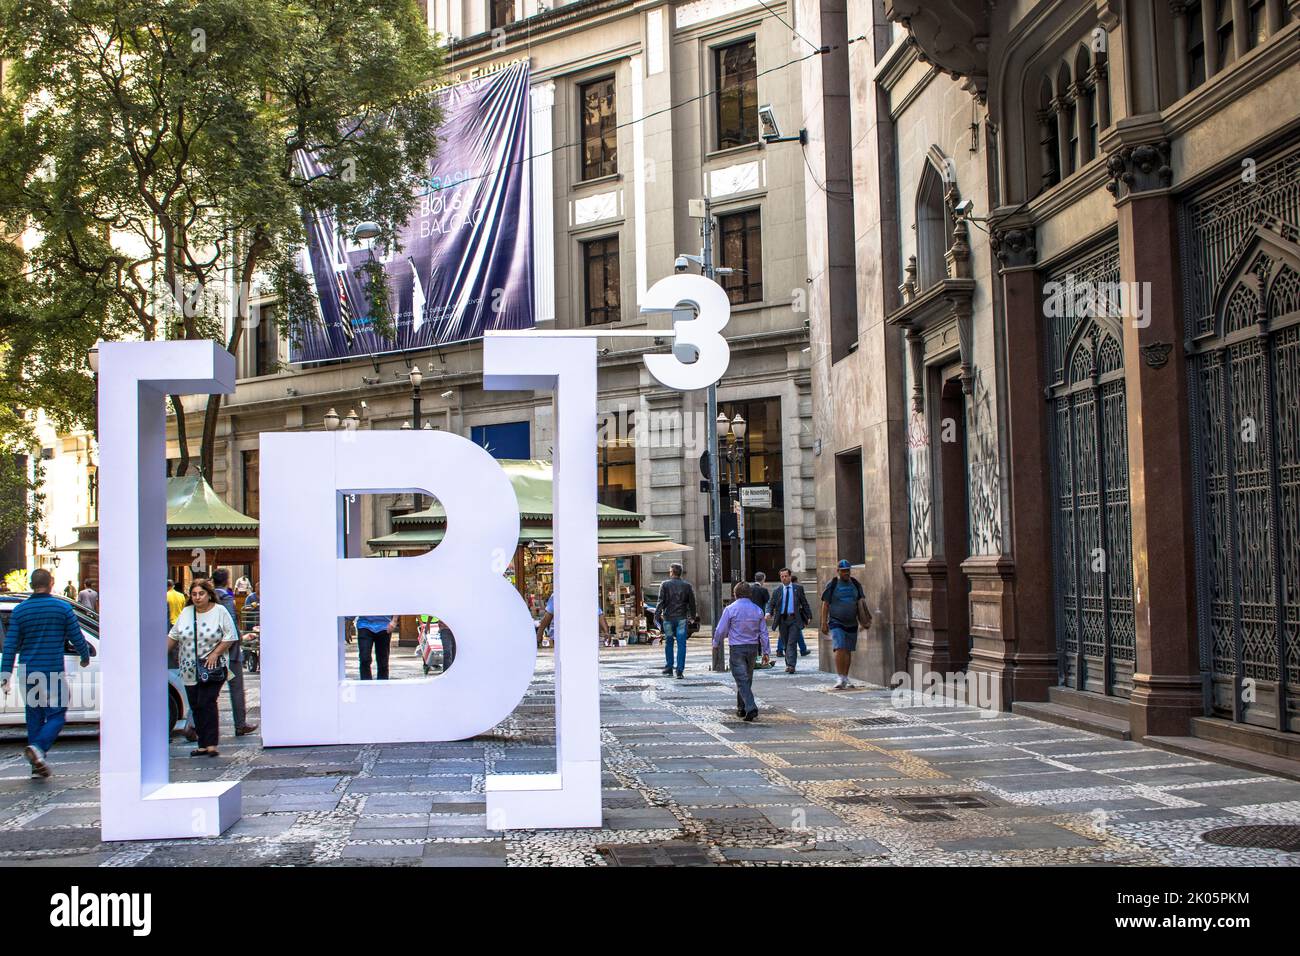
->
xmin=368 ymin=524 xmax=690 ymax=557
xmin=367 ymin=460 xmax=689 ymax=557
xmin=55 ymin=535 xmax=260 ymax=552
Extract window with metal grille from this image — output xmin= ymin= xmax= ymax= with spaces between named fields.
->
xmin=579 ymin=77 xmax=617 ymax=180
xmin=583 ymin=236 xmax=621 ymax=325
xmin=714 ymin=39 xmax=757 ymax=150
xmin=718 ymin=209 xmax=763 ymax=304
xmin=490 ymin=0 xmax=514 ymax=30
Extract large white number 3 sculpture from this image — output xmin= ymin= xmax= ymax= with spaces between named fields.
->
xmin=641 ymin=274 xmax=731 ymax=390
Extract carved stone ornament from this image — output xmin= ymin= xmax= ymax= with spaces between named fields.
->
xmin=1106 ymin=140 xmax=1173 ymax=199
xmin=990 ymin=225 xmax=1038 ymax=268
xmin=1140 ymin=341 xmax=1173 ymax=368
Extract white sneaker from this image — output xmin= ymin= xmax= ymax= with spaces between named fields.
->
xmin=23 ymin=745 xmax=50 ymax=778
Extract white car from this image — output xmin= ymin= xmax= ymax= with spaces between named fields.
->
xmin=0 ymin=593 xmax=188 ymax=732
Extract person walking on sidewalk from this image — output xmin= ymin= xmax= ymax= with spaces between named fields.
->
xmin=654 ymin=564 xmax=697 ymax=678
xmin=1 ymin=569 xmax=90 ymax=778
xmin=821 ymin=559 xmax=867 ymax=690
xmin=714 ymin=581 xmax=770 ymax=721
xmin=76 ymin=580 xmax=98 ymax=612
xmin=766 ymin=567 xmax=813 ymax=673
xmin=169 ymin=578 xmax=238 ymax=757
xmin=166 ymin=579 xmax=185 ymax=627
xmin=211 ymin=570 xmax=257 ymax=735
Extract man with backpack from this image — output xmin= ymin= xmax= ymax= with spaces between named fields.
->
xmin=820 ymin=559 xmax=870 ymax=690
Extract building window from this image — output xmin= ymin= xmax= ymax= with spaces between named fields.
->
xmin=714 ymin=39 xmax=758 ymax=150
xmin=251 ymin=301 xmax=278 ymax=377
xmin=582 ymin=236 xmax=621 ymax=325
xmin=718 ymin=398 xmax=785 ymax=582
xmin=597 ymin=410 xmax=636 ymax=513
xmin=579 ymin=77 xmax=617 ymax=180
xmin=717 ymin=209 xmax=763 ymax=304
xmin=1186 ymin=2 xmax=1207 ymax=89
xmin=490 ymin=0 xmax=514 ymax=30
xmin=1038 ymin=78 xmax=1060 ymax=190
xmin=916 ymin=165 xmax=950 ymax=289
xmin=242 ymin=450 xmax=260 ymax=519
xmin=1247 ymin=0 xmax=1268 ymax=48
xmin=1215 ymin=0 xmax=1236 ymax=68
xmin=834 ymin=448 xmax=865 ymax=567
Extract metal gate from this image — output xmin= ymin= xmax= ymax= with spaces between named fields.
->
xmin=1046 ymin=244 xmax=1136 ymax=697
xmin=1183 ymin=149 xmax=1300 ymax=733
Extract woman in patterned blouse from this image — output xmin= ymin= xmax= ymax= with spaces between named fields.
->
xmin=167 ymin=578 xmax=238 ymax=757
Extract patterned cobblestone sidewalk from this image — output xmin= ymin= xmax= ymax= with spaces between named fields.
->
xmin=2 ymin=643 xmax=1299 ymax=866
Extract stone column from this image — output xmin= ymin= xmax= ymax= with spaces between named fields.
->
xmin=985 ymin=221 xmax=1057 ymax=703
xmin=1170 ymin=2 xmax=1190 ymax=98
xmin=1105 ymin=136 xmax=1203 ymax=738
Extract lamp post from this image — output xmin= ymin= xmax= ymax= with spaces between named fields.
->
xmin=408 ymin=364 xmax=424 ymax=510
xmin=717 ymin=412 xmax=748 ymax=587
xmin=324 ymin=407 xmax=360 ymax=556
xmin=679 ymin=197 xmax=731 ymax=672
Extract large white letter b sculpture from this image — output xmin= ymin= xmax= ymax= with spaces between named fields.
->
xmin=259 ymin=430 xmax=536 ymax=745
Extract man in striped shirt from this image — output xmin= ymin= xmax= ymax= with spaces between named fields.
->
xmin=1 ymin=569 xmax=90 ymax=778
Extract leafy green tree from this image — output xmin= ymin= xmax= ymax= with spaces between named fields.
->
xmin=0 ymin=0 xmax=444 ymax=480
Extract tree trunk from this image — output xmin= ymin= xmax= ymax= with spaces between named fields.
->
xmin=170 ymin=394 xmax=190 ymax=476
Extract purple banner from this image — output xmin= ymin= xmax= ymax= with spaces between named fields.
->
xmin=292 ymin=62 xmax=534 ymax=363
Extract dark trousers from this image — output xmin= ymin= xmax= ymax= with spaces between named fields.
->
xmin=226 ymin=643 xmax=248 ymax=727
xmin=185 ymin=678 xmax=225 ymax=748
xmin=775 ymin=619 xmax=808 ymax=657
xmin=441 ymin=629 xmax=456 ymax=670
xmin=729 ymin=644 xmax=760 ymax=715
xmin=358 ymin=627 xmax=391 ymax=680
xmin=777 ymin=618 xmax=806 ymax=668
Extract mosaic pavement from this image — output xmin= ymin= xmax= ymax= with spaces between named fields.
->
xmin=2 ymin=641 xmax=1299 ymax=866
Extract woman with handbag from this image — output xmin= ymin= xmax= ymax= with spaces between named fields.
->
xmin=167 ymin=578 xmax=238 ymax=757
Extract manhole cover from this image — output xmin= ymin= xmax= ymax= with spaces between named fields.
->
xmin=610 ymin=685 xmax=650 ymax=692
xmin=854 ymin=716 xmax=906 ymax=726
xmin=899 ymin=811 xmax=955 ymax=823
xmin=830 ymin=794 xmax=880 ymax=805
xmin=1201 ymin=825 xmax=1300 ymax=851
xmin=893 ymin=792 xmax=994 ymax=811
xmin=599 ymin=841 xmax=714 ymax=866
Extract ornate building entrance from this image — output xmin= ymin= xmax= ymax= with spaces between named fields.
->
xmin=1046 ymin=243 xmax=1136 ymax=698
xmin=1183 ymin=148 xmax=1300 ymax=734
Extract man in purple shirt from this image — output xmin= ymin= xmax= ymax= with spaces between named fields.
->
xmin=713 ymin=581 xmax=770 ymax=721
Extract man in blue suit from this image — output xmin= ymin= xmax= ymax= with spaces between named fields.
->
xmin=765 ymin=567 xmax=813 ymax=673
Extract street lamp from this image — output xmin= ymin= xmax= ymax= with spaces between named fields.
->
xmin=344 ymin=409 xmax=360 ymax=431
xmin=719 ymin=413 xmax=748 ymax=587
xmin=680 ymin=196 xmax=728 ymax=671
xmin=323 ymin=407 xmax=341 ymax=431
xmin=409 ymin=364 xmax=424 ymax=509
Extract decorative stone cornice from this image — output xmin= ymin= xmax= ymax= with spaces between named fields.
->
xmin=1096 ymin=0 xmax=1123 ymax=30
xmin=886 ymin=277 xmax=978 ymax=398
xmin=884 ymin=0 xmax=989 ymax=103
xmin=1105 ymin=140 xmax=1173 ymax=199
xmin=990 ymin=224 xmax=1038 ymax=269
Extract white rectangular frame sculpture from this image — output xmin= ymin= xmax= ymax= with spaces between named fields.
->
xmin=99 ymin=340 xmax=242 ymax=841
xmin=483 ymin=334 xmax=602 ymax=829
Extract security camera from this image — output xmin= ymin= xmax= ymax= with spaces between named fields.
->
xmin=954 ymin=198 xmax=975 ymax=219
xmin=440 ymin=389 xmax=454 ymax=399
xmin=674 ymin=255 xmax=689 ymax=273
xmin=758 ymin=105 xmax=780 ymax=142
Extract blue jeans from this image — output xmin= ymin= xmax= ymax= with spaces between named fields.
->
xmin=729 ymin=644 xmax=760 ymax=714
xmin=663 ymin=619 xmax=689 ymax=673
xmin=24 ymin=671 xmax=69 ymax=754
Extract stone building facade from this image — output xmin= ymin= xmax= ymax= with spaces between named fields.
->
xmin=167 ymin=0 xmax=815 ymax=619
xmin=801 ymin=0 xmax=1299 ymax=763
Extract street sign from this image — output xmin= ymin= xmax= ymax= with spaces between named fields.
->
xmin=739 ymin=485 xmax=772 ymax=509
